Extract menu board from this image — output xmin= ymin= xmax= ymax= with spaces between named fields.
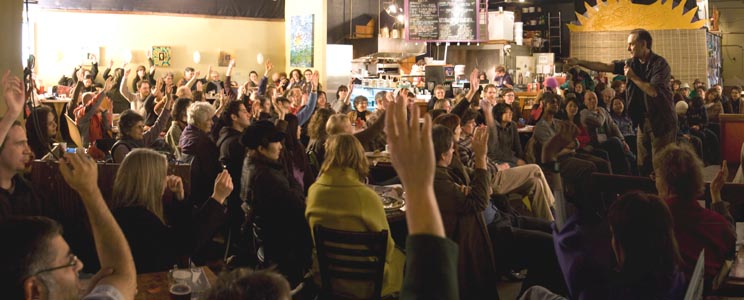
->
xmin=407 ymin=0 xmax=479 ymax=41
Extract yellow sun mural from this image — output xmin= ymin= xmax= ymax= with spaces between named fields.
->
xmin=568 ymin=0 xmax=706 ymax=32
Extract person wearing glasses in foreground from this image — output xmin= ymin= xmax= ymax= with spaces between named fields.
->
xmin=0 ymin=152 xmax=136 ymax=300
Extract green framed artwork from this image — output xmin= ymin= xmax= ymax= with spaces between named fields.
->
xmin=290 ymin=14 xmax=314 ymax=68
xmin=152 ymin=46 xmax=172 ymax=67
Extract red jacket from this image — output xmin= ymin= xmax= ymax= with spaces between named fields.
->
xmin=664 ymin=196 xmax=736 ymax=281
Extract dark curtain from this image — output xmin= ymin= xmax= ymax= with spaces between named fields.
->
xmin=37 ymin=0 xmax=285 ymax=19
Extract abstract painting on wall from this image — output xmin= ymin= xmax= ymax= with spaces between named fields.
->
xmin=152 ymin=46 xmax=172 ymax=67
xmin=290 ymin=14 xmax=314 ymax=68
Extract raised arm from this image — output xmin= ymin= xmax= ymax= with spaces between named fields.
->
xmin=59 ymin=152 xmax=136 ymax=299
xmin=385 ymin=91 xmax=443 ymax=237
xmin=387 ymin=92 xmax=458 ymax=300
xmin=0 ymin=71 xmax=25 ymax=146
xmin=119 ymin=68 xmax=136 ymax=103
xmin=186 ymin=69 xmax=201 ymax=90
xmin=296 ymin=71 xmax=319 ymax=125
xmin=565 ymin=57 xmax=614 ymax=73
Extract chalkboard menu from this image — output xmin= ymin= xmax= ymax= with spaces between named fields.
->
xmin=407 ymin=0 xmax=479 ymax=42
xmin=37 ymin=0 xmax=284 ymax=19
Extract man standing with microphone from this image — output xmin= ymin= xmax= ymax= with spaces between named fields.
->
xmin=565 ymin=28 xmax=676 ymax=175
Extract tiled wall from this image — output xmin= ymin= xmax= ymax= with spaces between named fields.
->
xmin=570 ymin=29 xmax=708 ymax=86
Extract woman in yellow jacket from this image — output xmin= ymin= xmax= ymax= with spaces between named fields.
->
xmin=305 ymin=133 xmax=405 ymax=298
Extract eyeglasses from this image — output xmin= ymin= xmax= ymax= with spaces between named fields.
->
xmin=34 ymin=254 xmax=78 ymax=276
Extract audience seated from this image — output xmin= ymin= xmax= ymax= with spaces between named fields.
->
xmin=165 ymin=98 xmax=192 ymax=159
xmin=26 ymin=106 xmax=57 ymax=159
xmin=240 ymin=120 xmax=312 ymax=288
xmin=0 ymin=151 xmax=137 ymax=300
xmin=0 ymin=72 xmax=54 ymax=219
xmin=216 ymin=100 xmax=252 ymax=243
xmin=306 ymin=134 xmax=405 ymax=297
xmin=111 ymin=94 xmax=172 ymax=163
xmin=580 ymin=91 xmax=635 ymax=175
xmin=331 ymin=82 xmax=352 ymax=114
xmin=306 ymin=108 xmax=335 ymax=165
xmin=653 ymin=143 xmax=735 ymax=283
xmin=439 ymin=112 xmax=555 ymax=221
xmin=522 ymin=192 xmax=686 ymax=300
xmin=180 ymin=102 xmax=222 ymax=206
xmin=488 ymin=103 xmax=526 ymax=166
xmin=431 ymin=123 xmax=497 ymax=300
xmin=108 ymin=148 xmax=232 ymax=273
xmin=688 ymin=96 xmax=721 ymax=165
xmin=280 ymin=113 xmax=315 ymax=191
xmin=560 ymin=97 xmax=612 ymax=174
xmin=609 ymin=97 xmax=637 ymax=156
xmin=74 ymin=77 xmax=114 ymax=147
xmin=534 ymin=93 xmax=599 ymax=220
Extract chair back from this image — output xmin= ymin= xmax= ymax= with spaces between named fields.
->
xmin=314 ymin=225 xmax=388 ymax=300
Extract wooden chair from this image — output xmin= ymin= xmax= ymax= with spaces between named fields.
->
xmin=314 ymin=225 xmax=388 ymax=300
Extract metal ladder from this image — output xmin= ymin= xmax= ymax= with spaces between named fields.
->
xmin=548 ymin=11 xmax=562 ymax=55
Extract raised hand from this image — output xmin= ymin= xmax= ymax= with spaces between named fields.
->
xmin=385 ymin=92 xmax=434 ymax=191
xmin=59 ymin=152 xmax=99 ymax=196
xmin=165 ymin=175 xmax=185 ymax=201
xmin=206 ymin=66 xmax=213 ymax=78
xmin=154 ymin=77 xmax=164 ymax=98
xmin=542 ymin=120 xmax=579 ymax=163
xmin=310 ymin=70 xmax=320 ymax=91
xmin=123 ymin=68 xmax=131 ymax=78
xmin=2 ymin=71 xmax=25 ymax=115
xmin=264 ymin=59 xmax=273 ymax=76
xmin=472 ymin=125 xmax=489 ymax=160
xmin=211 ymin=170 xmax=233 ymax=204
xmin=108 ymin=59 xmax=114 ymax=69
xmin=103 ymin=77 xmax=115 ymax=93
xmin=228 ymin=59 xmax=236 ymax=68
xmin=470 ymin=68 xmax=480 ymax=88
xmin=711 ymin=160 xmax=728 ymax=203
xmin=385 ymin=88 xmax=444 ymax=237
xmin=165 ymin=81 xmax=174 ymax=96
xmin=194 ymin=70 xmax=201 ymax=79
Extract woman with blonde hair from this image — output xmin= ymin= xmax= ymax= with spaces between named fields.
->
xmin=109 ymin=148 xmax=233 ymax=273
xmin=305 ymin=134 xmax=405 ymax=298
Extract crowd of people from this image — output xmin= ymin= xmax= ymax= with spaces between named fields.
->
xmin=0 ymin=28 xmax=741 ymax=300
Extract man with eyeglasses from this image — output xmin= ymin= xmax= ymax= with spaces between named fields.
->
xmin=0 ymin=152 xmax=136 ymax=300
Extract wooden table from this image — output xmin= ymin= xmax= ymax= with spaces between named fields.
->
xmin=135 ymin=266 xmax=218 ymax=300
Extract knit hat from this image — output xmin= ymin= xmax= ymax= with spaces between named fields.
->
xmin=543 ymin=77 xmax=559 ymax=89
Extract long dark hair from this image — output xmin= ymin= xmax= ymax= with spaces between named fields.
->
xmin=492 ymin=103 xmax=513 ymax=125
xmin=608 ymin=192 xmax=681 ymax=291
xmin=282 ymin=114 xmax=311 ymax=184
xmin=26 ymin=106 xmax=55 ymax=158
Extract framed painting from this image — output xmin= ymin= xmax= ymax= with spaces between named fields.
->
xmin=152 ymin=46 xmax=172 ymax=67
xmin=290 ymin=14 xmax=314 ymax=68
xmin=218 ymin=50 xmax=235 ymax=67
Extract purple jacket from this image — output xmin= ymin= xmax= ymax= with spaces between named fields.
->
xmin=554 ymin=215 xmax=686 ymax=300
